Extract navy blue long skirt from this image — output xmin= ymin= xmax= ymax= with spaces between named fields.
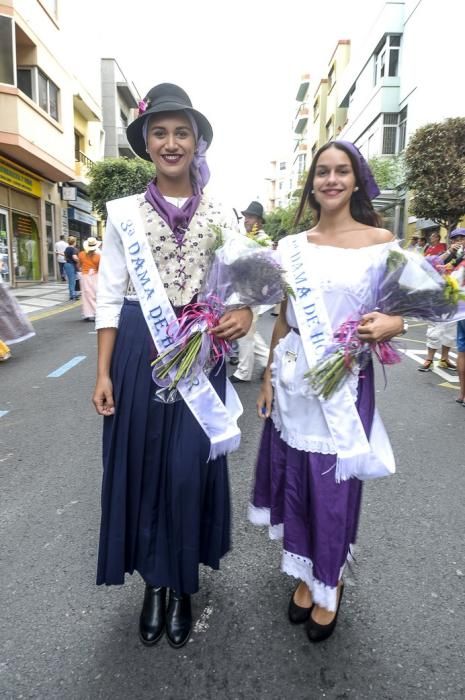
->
xmin=96 ymin=300 xmax=231 ymax=593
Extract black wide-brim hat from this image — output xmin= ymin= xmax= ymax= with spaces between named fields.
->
xmin=126 ymin=83 xmax=213 ymax=161
xmin=241 ymin=200 xmax=265 ymax=222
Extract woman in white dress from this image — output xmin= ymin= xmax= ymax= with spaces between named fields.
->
xmin=250 ymin=141 xmax=405 ymax=642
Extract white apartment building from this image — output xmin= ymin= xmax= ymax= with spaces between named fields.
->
xmin=266 ymin=74 xmax=310 ymax=212
xmin=266 ymin=158 xmax=293 ymax=211
xmin=338 ymin=0 xmax=465 ymax=236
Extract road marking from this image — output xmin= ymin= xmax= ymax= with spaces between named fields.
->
xmin=47 ymin=355 xmax=86 ymax=378
xmin=401 ymin=348 xmax=458 ymax=383
xmin=29 ymin=300 xmax=80 ymax=322
xmin=401 ymin=337 xmax=427 ymax=345
xmin=438 ymin=381 xmax=460 ymax=390
xmin=0 ymin=410 xmax=9 ymax=418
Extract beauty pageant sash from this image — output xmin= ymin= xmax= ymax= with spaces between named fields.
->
xmin=106 ymin=195 xmax=242 ymax=460
xmin=280 ymin=232 xmax=395 ymax=482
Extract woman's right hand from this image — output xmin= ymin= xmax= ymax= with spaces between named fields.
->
xmin=92 ymin=376 xmax=115 ymax=416
xmin=256 ymin=374 xmax=273 ymax=419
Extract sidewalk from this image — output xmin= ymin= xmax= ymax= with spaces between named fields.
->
xmin=11 ymin=281 xmax=78 ymax=317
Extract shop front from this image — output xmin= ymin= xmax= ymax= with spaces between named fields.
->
xmin=0 ymin=156 xmax=42 ymax=285
xmin=66 ymin=190 xmax=97 ymax=249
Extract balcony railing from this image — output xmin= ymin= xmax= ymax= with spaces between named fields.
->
xmin=75 ymin=150 xmax=94 ymax=168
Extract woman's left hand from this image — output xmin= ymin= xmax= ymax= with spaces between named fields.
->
xmin=357 ymin=312 xmax=404 ymax=343
xmin=210 ymin=307 xmax=253 ymax=340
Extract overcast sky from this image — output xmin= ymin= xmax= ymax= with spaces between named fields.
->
xmin=67 ymin=0 xmax=381 ymax=211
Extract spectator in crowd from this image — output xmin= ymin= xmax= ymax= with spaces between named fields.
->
xmin=415 ymin=234 xmax=427 ymax=254
xmin=54 ymin=234 xmax=67 ymax=281
xmin=456 ymin=320 xmax=465 ymax=407
xmin=424 ymin=229 xmax=446 ymax=256
xmin=406 ymin=234 xmax=418 ymax=250
xmin=78 ymin=237 xmax=101 ymax=321
xmin=230 ymin=201 xmax=270 ymax=383
xmin=418 ymin=228 xmax=465 ymax=372
xmin=64 ymin=236 xmax=80 ymax=301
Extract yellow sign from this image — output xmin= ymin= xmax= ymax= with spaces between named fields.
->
xmin=0 ymin=157 xmax=42 ymax=197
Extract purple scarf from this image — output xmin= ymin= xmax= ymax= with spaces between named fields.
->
xmin=144 ymin=181 xmax=201 ymax=246
xmin=336 ymin=140 xmax=380 ymax=200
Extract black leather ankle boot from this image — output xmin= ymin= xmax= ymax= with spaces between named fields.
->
xmin=166 ymin=590 xmax=192 ymax=649
xmin=139 ymin=585 xmax=166 ymax=646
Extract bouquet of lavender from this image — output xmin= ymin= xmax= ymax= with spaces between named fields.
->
xmin=306 ymin=247 xmax=465 ymax=400
xmin=151 ymin=226 xmax=290 ymax=395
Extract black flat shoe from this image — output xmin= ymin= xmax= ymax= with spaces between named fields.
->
xmin=305 ymin=583 xmax=344 ymax=643
xmin=166 ymin=590 xmax=192 ymax=649
xmin=288 ymin=584 xmax=313 ymax=624
xmin=230 ymin=375 xmax=249 ymax=384
xmin=139 ymin=585 xmax=166 ymax=646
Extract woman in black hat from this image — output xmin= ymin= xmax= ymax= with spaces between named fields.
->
xmin=92 ymin=83 xmax=252 ymax=648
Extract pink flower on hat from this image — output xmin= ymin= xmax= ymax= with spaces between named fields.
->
xmin=138 ymin=99 xmax=148 ymax=116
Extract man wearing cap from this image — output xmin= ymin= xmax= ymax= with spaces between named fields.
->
xmin=230 ymin=201 xmax=271 ymax=383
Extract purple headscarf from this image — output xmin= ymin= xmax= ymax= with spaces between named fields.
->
xmin=142 ymin=110 xmax=210 ymax=191
xmin=335 ymin=140 xmax=380 ymax=200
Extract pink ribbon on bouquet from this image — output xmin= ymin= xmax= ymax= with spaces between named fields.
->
xmin=332 ymin=318 xmax=402 ymax=383
xmin=152 ymin=296 xmax=232 ymax=389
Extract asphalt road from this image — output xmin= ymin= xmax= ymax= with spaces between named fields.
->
xmin=1 ymin=308 xmax=464 ymax=700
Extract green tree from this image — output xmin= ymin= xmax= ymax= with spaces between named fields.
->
xmin=368 ymin=154 xmax=405 ymax=190
xmin=265 ymin=201 xmax=313 ymax=240
xmin=88 ymin=157 xmax=155 ymax=220
xmin=405 ymin=117 xmax=465 ymax=231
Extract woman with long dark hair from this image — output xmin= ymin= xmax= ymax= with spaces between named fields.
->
xmin=249 ymin=141 xmax=404 ymax=642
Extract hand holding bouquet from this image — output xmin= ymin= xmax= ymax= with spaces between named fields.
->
xmin=151 ymin=226 xmax=290 ymax=394
xmin=306 ymin=246 xmax=465 ymax=400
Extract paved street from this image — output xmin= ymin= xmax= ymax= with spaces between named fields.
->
xmin=1 ymin=307 xmax=464 ymax=700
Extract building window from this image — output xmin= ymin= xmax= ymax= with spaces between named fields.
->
xmin=74 ymin=131 xmax=82 ymax=161
xmin=16 ymin=65 xmax=59 ymax=120
xmin=0 ymin=15 xmax=14 ymax=85
xmin=388 ymin=35 xmax=401 ymax=77
xmin=382 ymin=113 xmax=398 ymax=154
xmin=348 ymin=85 xmax=356 ymax=105
xmin=326 ymin=117 xmax=334 ymax=142
xmin=313 ymin=98 xmax=319 ymax=121
xmin=297 ymin=153 xmax=306 ymax=175
xmin=17 ymin=68 xmax=33 ymax=98
xmin=279 ymin=161 xmax=286 ymax=171
xmin=120 ymin=110 xmax=128 ymax=128
xmin=38 ymin=70 xmax=48 ymax=111
xmin=398 ymin=106 xmax=408 ymax=151
xmin=38 ymin=69 xmax=58 ymax=119
xmin=374 ymin=35 xmax=401 ymax=85
xmin=328 ymin=65 xmax=335 ymax=92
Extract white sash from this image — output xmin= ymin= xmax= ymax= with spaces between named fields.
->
xmin=107 ymin=195 xmax=242 ymax=460
xmin=280 ymin=233 xmax=395 ymax=482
